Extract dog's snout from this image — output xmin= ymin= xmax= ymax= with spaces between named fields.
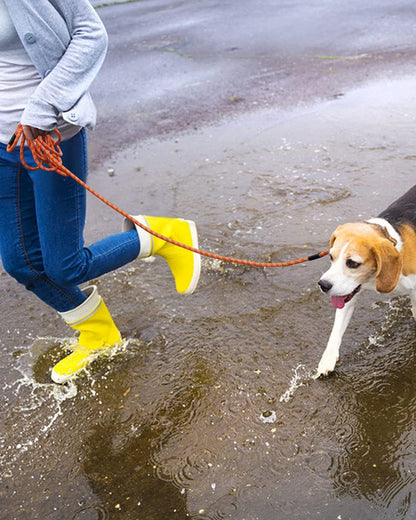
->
xmin=318 ymin=279 xmax=333 ymax=293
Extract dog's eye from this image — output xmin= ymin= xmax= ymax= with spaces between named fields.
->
xmin=346 ymin=259 xmax=361 ymax=269
xmin=329 ymin=254 xmax=334 ymax=261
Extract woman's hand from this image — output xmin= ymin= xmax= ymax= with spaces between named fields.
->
xmin=22 ymin=125 xmax=49 ymax=141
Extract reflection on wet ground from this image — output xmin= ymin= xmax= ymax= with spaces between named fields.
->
xmin=1 ymin=77 xmax=416 ymax=519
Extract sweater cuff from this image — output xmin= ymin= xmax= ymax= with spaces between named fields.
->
xmin=20 ymin=97 xmax=59 ymax=131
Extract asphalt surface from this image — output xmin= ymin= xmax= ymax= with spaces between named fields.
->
xmin=89 ymin=0 xmax=416 ymax=160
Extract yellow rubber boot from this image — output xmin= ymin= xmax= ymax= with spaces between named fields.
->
xmin=51 ymin=286 xmax=121 ymax=384
xmin=123 ymin=215 xmax=201 ymax=295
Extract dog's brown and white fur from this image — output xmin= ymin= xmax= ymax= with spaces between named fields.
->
xmin=317 ymin=185 xmax=416 ymax=376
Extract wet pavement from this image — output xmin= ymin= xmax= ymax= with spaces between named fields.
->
xmin=2 ymin=1 xmax=416 ymax=519
xmin=88 ymin=0 xmax=416 ymax=158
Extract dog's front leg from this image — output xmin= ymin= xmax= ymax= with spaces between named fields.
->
xmin=411 ymin=291 xmax=416 ymax=320
xmin=317 ymin=300 xmax=357 ymax=377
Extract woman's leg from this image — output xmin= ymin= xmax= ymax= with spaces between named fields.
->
xmin=0 ymin=144 xmax=87 ymax=311
xmin=30 ymin=129 xmax=140 ymax=309
xmin=0 ymin=132 xmax=139 ymax=312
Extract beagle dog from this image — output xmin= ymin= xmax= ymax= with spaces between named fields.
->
xmin=317 ymin=184 xmax=416 ymax=377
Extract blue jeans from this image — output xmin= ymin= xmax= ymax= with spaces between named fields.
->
xmin=0 ymin=130 xmax=140 ymax=312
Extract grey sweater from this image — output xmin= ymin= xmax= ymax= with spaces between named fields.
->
xmin=4 ymin=0 xmax=108 ymax=130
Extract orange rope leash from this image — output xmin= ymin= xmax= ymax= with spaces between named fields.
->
xmin=7 ymin=125 xmax=328 ymax=268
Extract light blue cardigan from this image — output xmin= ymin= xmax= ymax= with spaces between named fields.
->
xmin=4 ymin=0 xmax=108 ymax=130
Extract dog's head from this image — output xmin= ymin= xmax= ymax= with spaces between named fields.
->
xmin=318 ymin=222 xmax=402 ymax=309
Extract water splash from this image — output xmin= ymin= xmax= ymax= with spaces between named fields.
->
xmin=279 ymin=364 xmax=315 ymax=403
xmin=2 ymin=334 xmax=137 ymax=469
xmin=13 ymin=372 xmax=78 ymax=432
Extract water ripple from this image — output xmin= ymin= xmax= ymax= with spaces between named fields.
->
xmin=374 ymin=474 xmax=416 ymax=510
xmin=72 ymin=504 xmax=109 ymax=520
xmin=304 ymin=449 xmax=338 ymax=480
xmin=191 ymin=491 xmax=238 ymax=520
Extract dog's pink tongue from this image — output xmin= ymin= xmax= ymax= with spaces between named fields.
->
xmin=331 ymin=296 xmax=345 ymax=309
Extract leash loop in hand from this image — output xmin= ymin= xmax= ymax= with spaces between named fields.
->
xmin=7 ymin=125 xmax=66 ymax=175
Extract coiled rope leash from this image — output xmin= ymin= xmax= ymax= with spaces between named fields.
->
xmin=7 ymin=125 xmax=328 ymax=268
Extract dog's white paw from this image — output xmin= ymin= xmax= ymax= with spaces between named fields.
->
xmin=316 ymin=352 xmax=339 ymax=378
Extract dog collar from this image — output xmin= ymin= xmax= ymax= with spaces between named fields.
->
xmin=366 ymin=218 xmax=403 ymax=251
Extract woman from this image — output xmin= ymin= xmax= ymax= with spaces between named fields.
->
xmin=0 ymin=0 xmax=201 ymax=383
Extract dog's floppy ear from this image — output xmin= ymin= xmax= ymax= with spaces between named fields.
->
xmin=372 ymin=240 xmax=402 ymax=293
xmin=329 ymin=225 xmax=344 ymax=248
